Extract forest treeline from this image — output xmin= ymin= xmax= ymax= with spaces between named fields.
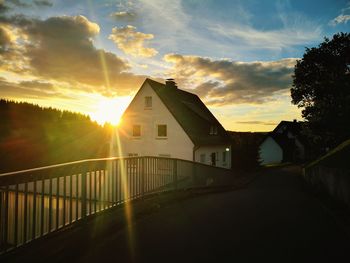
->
xmin=0 ymin=99 xmax=113 ymax=173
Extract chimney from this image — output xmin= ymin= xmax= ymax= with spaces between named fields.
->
xmin=165 ymin=78 xmax=177 ymax=89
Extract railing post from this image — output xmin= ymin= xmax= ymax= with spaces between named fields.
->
xmin=81 ymin=166 xmax=87 ymax=220
xmin=0 ymin=188 xmax=4 ymax=249
xmin=192 ymin=163 xmax=197 ymax=186
xmin=0 ymin=189 xmax=2 ymax=249
xmin=173 ymin=159 xmax=178 ymax=190
xmin=141 ymin=157 xmax=145 ymax=197
xmin=0 ymin=186 xmax=9 ymax=252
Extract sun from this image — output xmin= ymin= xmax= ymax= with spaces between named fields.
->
xmin=90 ymin=96 xmax=131 ymax=126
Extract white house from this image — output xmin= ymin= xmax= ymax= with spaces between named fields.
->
xmin=116 ymin=78 xmax=231 ymax=169
xmin=259 ymin=120 xmax=306 ymax=165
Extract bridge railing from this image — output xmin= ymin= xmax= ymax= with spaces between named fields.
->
xmin=0 ymin=156 xmax=233 ymax=254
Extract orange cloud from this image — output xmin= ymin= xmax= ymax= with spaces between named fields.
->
xmin=0 ymin=14 xmax=147 ymax=96
xmin=109 ymin=25 xmax=158 ymax=57
xmin=164 ymin=53 xmax=297 ymax=105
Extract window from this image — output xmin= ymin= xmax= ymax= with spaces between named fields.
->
xmin=216 ymin=152 xmax=219 ymax=161
xmin=157 ymin=124 xmax=167 ymax=137
xmin=200 ymin=154 xmax=206 ymax=163
xmin=145 ymin=96 xmax=152 ymax=108
xmin=132 ymin=125 xmax=141 ymax=137
xmin=210 ymin=126 xmax=218 ymax=135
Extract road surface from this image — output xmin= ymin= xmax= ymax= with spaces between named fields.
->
xmin=77 ymin=165 xmax=350 ymax=262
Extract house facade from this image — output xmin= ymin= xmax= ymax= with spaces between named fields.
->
xmin=116 ymin=78 xmax=231 ymax=169
xmin=259 ymin=120 xmax=306 ymax=165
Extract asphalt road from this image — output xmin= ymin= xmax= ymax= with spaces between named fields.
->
xmin=77 ymin=166 xmax=350 ymax=262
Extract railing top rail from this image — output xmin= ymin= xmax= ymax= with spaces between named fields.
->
xmin=0 ymin=155 xmax=231 ymax=180
xmin=0 ymin=156 xmax=122 ymax=177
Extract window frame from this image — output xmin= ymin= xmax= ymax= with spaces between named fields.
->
xmin=132 ymin=124 xmax=141 ymax=137
xmin=210 ymin=125 xmax=218 ymax=135
xmin=157 ymin=124 xmax=167 ymax=138
xmin=145 ymin=96 xmax=152 ymax=109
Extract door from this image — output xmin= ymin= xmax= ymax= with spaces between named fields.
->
xmin=211 ymin=152 xmax=216 ymax=166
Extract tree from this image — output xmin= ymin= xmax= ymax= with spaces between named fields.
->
xmin=291 ymin=32 xmax=350 ymax=152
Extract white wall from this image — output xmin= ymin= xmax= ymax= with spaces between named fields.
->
xmin=116 ymin=82 xmax=194 ymax=160
xmin=195 ymin=145 xmax=231 ymax=169
xmin=259 ymin=137 xmax=283 ymax=165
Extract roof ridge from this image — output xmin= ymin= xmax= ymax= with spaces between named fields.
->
xmin=146 ymin=78 xmax=230 ymax=146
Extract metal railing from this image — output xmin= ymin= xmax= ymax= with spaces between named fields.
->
xmin=0 ymin=156 xmax=233 ymax=254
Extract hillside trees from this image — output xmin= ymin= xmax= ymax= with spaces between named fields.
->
xmin=0 ymin=99 xmax=113 ymax=172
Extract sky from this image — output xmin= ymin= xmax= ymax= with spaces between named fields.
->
xmin=0 ymin=0 xmax=349 ymax=131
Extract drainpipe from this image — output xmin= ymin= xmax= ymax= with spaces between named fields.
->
xmin=192 ymin=145 xmax=200 ymax=186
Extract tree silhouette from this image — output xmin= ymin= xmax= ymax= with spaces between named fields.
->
xmin=229 ymin=131 xmax=264 ymax=171
xmin=291 ymin=32 xmax=350 ymax=152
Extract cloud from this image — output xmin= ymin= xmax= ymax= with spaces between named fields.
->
xmin=23 ymin=16 xmax=128 ymax=86
xmin=329 ymin=14 xmax=350 ymax=26
xmin=7 ymin=15 xmax=148 ymax=95
xmin=0 ymin=23 xmax=25 ymax=72
xmin=110 ymin=11 xmax=136 ymax=22
xmin=0 ymin=24 xmax=15 ymax=52
xmin=0 ymin=14 xmax=148 ymax=97
xmin=0 ymin=1 xmax=9 ymax=13
xmin=1 ymin=0 xmax=53 ymax=9
xmin=329 ymin=5 xmax=350 ymax=26
xmin=33 ymin=0 xmax=53 ymax=7
xmin=208 ymin=24 xmax=321 ymax=51
xmin=0 ymin=77 xmax=70 ymax=100
xmin=109 ymin=25 xmax=158 ymax=57
xmin=7 ymin=0 xmax=30 ymax=8
xmin=235 ymin=121 xmax=277 ymax=126
xmin=135 ymin=0 xmax=321 ymax=60
xmin=164 ymin=54 xmax=297 ymax=105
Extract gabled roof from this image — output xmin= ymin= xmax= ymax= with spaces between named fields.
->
xmin=273 ymin=121 xmax=302 ymax=135
xmin=143 ymin=78 xmax=230 ymax=146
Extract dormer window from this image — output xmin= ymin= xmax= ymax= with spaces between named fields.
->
xmin=145 ymin=96 xmax=152 ymax=108
xmin=210 ymin=125 xmax=218 ymax=135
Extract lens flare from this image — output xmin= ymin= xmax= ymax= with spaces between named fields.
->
xmin=89 ymin=97 xmax=130 ymax=126
xmin=85 ymin=0 xmax=135 ymax=259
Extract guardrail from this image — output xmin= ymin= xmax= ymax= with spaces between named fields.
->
xmin=0 ymin=156 xmax=233 ymax=254
xmin=303 ymin=139 xmax=350 ymax=208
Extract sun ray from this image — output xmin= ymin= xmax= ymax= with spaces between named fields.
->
xmin=85 ymin=1 xmax=135 ymax=260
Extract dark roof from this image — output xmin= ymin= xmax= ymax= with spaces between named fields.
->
xmin=145 ymin=78 xmax=230 ymax=146
xmin=273 ymin=121 xmax=302 ymax=135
